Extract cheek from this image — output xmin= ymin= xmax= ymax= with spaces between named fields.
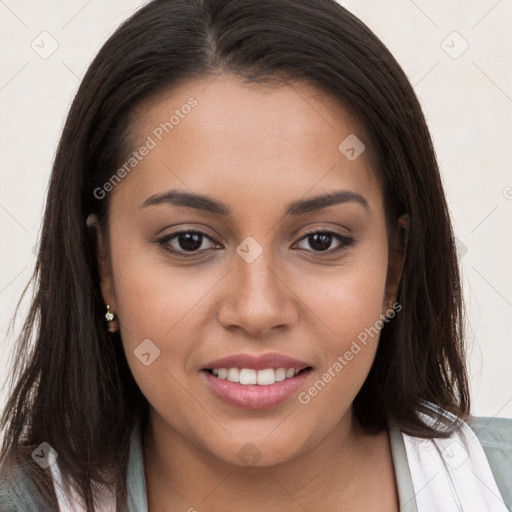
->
xmin=291 ymin=240 xmax=389 ymax=407
xmin=108 ymin=246 xmax=215 ymax=427
xmin=109 ymin=242 xmax=220 ymax=360
xmin=107 ymin=228 xmax=235 ymax=417
xmin=297 ymin=237 xmax=390 ymax=347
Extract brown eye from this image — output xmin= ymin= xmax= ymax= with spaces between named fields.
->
xmin=295 ymin=231 xmax=355 ymax=253
xmin=157 ymin=230 xmax=219 ymax=255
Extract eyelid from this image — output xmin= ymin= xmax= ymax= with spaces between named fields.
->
xmin=156 ymin=228 xmax=221 ymax=253
xmin=298 ymin=225 xmax=351 ymax=239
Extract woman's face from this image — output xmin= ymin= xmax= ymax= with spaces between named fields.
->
xmin=97 ymin=74 xmax=404 ymax=467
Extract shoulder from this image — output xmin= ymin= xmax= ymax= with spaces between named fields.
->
xmin=402 ymin=403 xmax=512 ymax=510
xmin=0 ymin=457 xmax=58 ymax=512
xmin=466 ymin=415 xmax=512 ymax=508
xmin=467 ymin=415 xmax=512 ymax=447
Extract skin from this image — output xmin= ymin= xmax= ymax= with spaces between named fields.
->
xmin=92 ymin=74 xmax=408 ymax=511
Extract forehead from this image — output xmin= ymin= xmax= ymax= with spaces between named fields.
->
xmin=111 ymin=74 xmax=383 ymax=216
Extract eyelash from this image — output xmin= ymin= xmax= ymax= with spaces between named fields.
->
xmin=155 ymin=229 xmax=355 ymax=257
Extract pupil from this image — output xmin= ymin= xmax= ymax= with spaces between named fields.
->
xmin=179 ymin=232 xmax=202 ymax=251
xmin=310 ymin=233 xmax=331 ymax=251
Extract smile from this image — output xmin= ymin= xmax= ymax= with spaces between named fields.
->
xmin=201 ymin=366 xmax=312 ymax=409
xmin=209 ymin=367 xmax=302 ymax=385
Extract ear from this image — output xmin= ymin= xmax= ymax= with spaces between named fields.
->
xmin=383 ymin=213 xmax=409 ymax=311
xmin=86 ymin=213 xmax=117 ymax=312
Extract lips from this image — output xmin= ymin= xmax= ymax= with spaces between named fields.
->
xmin=201 ymin=352 xmax=313 ymax=409
xmin=204 ymin=352 xmax=311 ymax=371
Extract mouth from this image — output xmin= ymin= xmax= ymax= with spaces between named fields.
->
xmin=200 ymin=365 xmax=313 ymax=410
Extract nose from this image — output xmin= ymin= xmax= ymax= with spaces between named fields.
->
xmin=216 ymin=245 xmax=299 ymax=338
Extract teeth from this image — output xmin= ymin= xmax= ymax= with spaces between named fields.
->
xmin=275 ymin=368 xmax=286 ymax=382
xmin=227 ymin=368 xmax=240 ymax=383
xmin=211 ymin=367 xmax=304 ymax=385
xmin=257 ymin=368 xmax=275 ymax=385
xmin=239 ymin=368 xmax=257 ymax=385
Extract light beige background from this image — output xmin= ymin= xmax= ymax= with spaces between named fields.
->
xmin=1 ymin=1 xmax=511 ymax=420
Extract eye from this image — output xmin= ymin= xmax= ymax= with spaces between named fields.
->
xmin=294 ymin=230 xmax=355 ymax=253
xmin=156 ymin=230 xmax=220 ymax=255
xmin=155 ymin=228 xmax=354 ymax=257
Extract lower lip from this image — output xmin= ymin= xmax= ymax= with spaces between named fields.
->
xmin=201 ymin=369 xmax=312 ymax=409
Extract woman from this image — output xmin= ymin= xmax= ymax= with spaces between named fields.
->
xmin=1 ymin=0 xmax=511 ymax=510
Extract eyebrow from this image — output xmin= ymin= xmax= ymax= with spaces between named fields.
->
xmin=142 ymin=188 xmax=370 ymax=216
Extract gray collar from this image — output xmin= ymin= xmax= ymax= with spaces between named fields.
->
xmin=389 ymin=421 xmax=418 ymax=512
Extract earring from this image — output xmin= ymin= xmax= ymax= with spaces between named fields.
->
xmin=384 ymin=300 xmax=395 ymax=319
xmin=105 ymin=304 xmax=119 ymax=333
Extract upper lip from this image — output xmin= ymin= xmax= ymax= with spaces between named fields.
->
xmin=204 ymin=353 xmax=311 ymax=371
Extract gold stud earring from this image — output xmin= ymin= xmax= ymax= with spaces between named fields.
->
xmin=105 ymin=304 xmax=119 ymax=333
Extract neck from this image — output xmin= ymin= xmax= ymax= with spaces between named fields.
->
xmin=142 ymin=409 xmax=398 ymax=511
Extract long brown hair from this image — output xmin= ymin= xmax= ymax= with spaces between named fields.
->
xmin=0 ymin=0 xmax=469 ymax=509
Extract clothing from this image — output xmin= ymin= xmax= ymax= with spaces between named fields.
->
xmin=389 ymin=403 xmax=512 ymax=511
xmin=1 ymin=405 xmax=512 ymax=511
